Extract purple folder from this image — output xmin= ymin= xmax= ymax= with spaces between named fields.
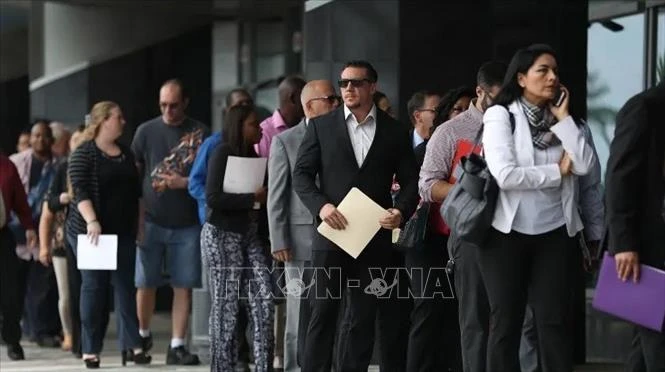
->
xmin=592 ymin=252 xmax=665 ymax=333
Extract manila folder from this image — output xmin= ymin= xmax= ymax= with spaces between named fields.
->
xmin=317 ymin=187 xmax=386 ymax=259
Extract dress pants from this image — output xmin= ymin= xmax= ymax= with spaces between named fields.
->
xmin=302 ymin=247 xmax=393 ymax=372
xmin=284 ymin=259 xmax=306 ymax=372
xmin=450 ymin=236 xmax=490 ymax=372
xmin=406 ymin=232 xmax=462 ymax=372
xmin=375 ymin=250 xmax=411 ymax=372
xmin=478 ymin=227 xmax=576 ymax=372
xmin=20 ymin=258 xmax=61 ymax=340
xmin=626 ymin=326 xmax=665 ymax=372
xmin=0 ymin=227 xmax=22 ymax=345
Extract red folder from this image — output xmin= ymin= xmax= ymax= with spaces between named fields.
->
xmin=430 ymin=139 xmax=482 ymax=235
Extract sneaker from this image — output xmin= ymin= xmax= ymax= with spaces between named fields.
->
xmin=273 ymin=355 xmax=284 ymax=371
xmin=7 ymin=343 xmax=25 ymax=360
xmin=166 ymin=346 xmax=200 ymax=366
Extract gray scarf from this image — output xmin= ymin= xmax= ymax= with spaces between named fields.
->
xmin=519 ymin=97 xmax=560 ymax=149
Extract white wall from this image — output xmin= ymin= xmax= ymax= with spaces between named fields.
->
xmin=41 ymin=1 xmax=210 ymax=78
xmin=0 ymin=27 xmax=28 ymax=81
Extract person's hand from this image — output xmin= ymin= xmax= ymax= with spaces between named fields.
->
xmin=59 ymin=192 xmax=71 ymax=205
xmin=25 ymin=229 xmax=37 ymax=250
xmin=615 ymin=251 xmax=640 ymax=283
xmin=160 ymin=171 xmax=188 ymax=189
xmin=272 ymin=249 xmax=292 ymax=262
xmin=549 ymin=85 xmax=570 ymax=121
xmin=379 ymin=208 xmax=402 ymax=230
xmin=254 ymin=186 xmax=268 ymax=205
xmin=39 ymin=247 xmax=51 ymax=267
xmin=87 ymin=220 xmax=102 ymax=245
xmin=319 ymin=203 xmax=348 ymax=230
xmin=559 ymin=152 xmax=572 ymax=176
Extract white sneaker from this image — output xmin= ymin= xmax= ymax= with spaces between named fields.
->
xmin=273 ymin=356 xmax=284 ymax=370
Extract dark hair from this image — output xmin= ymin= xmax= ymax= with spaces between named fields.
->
xmin=342 ymin=60 xmax=378 ymax=83
xmin=223 ymin=105 xmax=256 ymax=156
xmin=437 ymin=86 xmax=475 ymax=122
xmin=225 ymin=88 xmax=252 ymax=108
xmin=477 ymin=61 xmax=508 ymax=88
xmin=31 ymin=120 xmax=54 ymax=140
xmin=161 ymin=78 xmax=189 ymax=100
xmin=373 ymin=91 xmax=388 ymax=106
xmin=31 ymin=118 xmax=52 ymax=126
xmin=407 ymin=90 xmax=438 ymax=124
xmin=493 ymin=44 xmax=558 ymax=107
xmin=19 ymin=129 xmax=31 ymax=136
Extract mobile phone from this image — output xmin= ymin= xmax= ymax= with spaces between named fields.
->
xmin=553 ymin=86 xmax=566 ymax=107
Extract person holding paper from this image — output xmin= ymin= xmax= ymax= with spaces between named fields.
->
xmin=293 ymin=60 xmax=419 ymax=372
xmin=605 ymin=81 xmax=665 ymax=372
xmin=203 ymin=105 xmax=275 ymax=372
xmin=67 ymin=101 xmax=150 ymax=368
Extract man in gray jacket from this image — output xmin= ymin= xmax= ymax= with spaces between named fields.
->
xmin=267 ymin=79 xmax=339 ymax=372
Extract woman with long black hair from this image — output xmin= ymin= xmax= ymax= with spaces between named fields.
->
xmin=203 ymin=105 xmax=274 ymax=372
xmin=480 ymin=44 xmax=595 ymax=372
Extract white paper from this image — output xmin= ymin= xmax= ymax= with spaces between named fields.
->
xmin=317 ymin=188 xmax=388 ymax=259
xmin=77 ymin=234 xmax=118 ymax=270
xmin=223 ymin=156 xmax=267 ymax=193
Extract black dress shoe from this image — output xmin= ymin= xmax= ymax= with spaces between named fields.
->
xmin=84 ymin=357 xmax=100 ymax=369
xmin=7 ymin=343 xmax=25 ymax=360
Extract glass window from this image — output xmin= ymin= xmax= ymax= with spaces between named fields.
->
xmin=658 ymin=7 xmax=665 ymax=84
xmin=587 ymin=13 xmax=645 ymax=183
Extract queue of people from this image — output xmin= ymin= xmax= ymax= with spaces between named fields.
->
xmin=0 ymin=42 xmax=663 ymax=372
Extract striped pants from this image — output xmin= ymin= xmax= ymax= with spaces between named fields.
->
xmin=201 ymin=222 xmax=274 ymax=372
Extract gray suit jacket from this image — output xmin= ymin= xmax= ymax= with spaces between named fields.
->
xmin=267 ymin=120 xmax=316 ymax=261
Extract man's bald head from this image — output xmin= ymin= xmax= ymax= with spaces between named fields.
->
xmin=301 ymin=80 xmax=339 ymax=119
xmin=277 ymin=75 xmax=306 ymax=127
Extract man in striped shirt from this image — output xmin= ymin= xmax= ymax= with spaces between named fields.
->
xmin=419 ymin=61 xmax=507 ymax=372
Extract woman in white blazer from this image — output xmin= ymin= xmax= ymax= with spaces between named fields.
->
xmin=480 ymin=44 xmax=595 ymax=372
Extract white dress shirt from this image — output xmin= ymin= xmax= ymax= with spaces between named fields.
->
xmin=345 ymin=105 xmax=377 ymax=167
xmin=412 ymin=130 xmax=425 ymax=149
xmin=482 ymin=101 xmax=596 ymax=237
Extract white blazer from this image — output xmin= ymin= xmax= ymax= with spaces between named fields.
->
xmin=482 ymin=101 xmax=596 ymax=237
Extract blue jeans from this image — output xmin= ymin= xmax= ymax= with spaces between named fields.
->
xmin=67 ymin=233 xmax=141 ymax=354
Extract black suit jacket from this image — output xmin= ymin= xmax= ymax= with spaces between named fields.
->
xmin=293 ymin=106 xmax=419 ymax=254
xmin=605 ymin=82 xmax=665 ymax=268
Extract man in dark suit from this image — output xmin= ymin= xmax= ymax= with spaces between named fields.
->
xmin=293 ymin=60 xmax=419 ymax=372
xmin=605 ymin=81 xmax=665 ymax=371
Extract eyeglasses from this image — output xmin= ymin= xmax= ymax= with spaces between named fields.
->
xmin=160 ymin=102 xmax=180 ymax=110
xmin=337 ymin=79 xmax=373 ymax=89
xmin=309 ymin=95 xmax=341 ymax=105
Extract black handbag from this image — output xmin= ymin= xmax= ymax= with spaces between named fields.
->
xmin=440 ymin=112 xmax=514 ymax=249
xmin=394 ymin=202 xmax=431 ymax=251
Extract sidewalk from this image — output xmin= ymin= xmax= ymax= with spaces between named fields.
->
xmin=0 ymin=312 xmax=622 ymax=371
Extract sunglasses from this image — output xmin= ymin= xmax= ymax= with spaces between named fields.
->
xmin=337 ymin=79 xmax=373 ymax=88
xmin=309 ymin=95 xmax=341 ymax=104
